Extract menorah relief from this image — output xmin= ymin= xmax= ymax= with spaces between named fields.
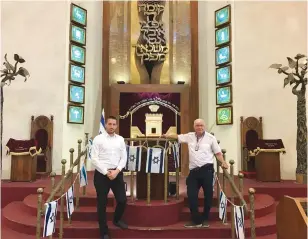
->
xmin=135 ymin=0 xmax=168 ymax=84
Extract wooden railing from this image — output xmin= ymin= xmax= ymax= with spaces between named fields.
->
xmin=36 ymin=134 xmax=89 ymax=239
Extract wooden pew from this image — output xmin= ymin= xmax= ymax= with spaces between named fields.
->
xmin=276 ymin=196 xmax=307 ymax=239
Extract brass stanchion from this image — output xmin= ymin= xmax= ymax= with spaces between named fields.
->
xmin=164 ymin=150 xmax=168 ymax=204
xmin=69 ymin=148 xmax=74 ymax=186
xmin=59 ymin=159 xmax=66 ymax=239
xmin=36 ymin=188 xmax=43 ymax=239
xmin=238 ymin=173 xmax=244 ymax=200
xmin=50 ymin=172 xmax=56 ymax=200
xmin=229 ymin=160 xmax=235 ymax=239
xmin=83 ymin=133 xmax=89 ymax=195
xmin=76 ymin=139 xmax=82 ymax=209
xmin=249 ymin=188 xmax=256 ymax=239
xmin=147 ymin=173 xmax=151 ymax=205
xmin=176 ymin=167 xmax=180 ymax=200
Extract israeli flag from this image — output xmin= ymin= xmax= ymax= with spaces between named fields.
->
xmin=43 ymin=201 xmax=58 ymax=237
xmin=88 ymin=138 xmax=93 ymax=160
xmin=125 ymin=146 xmax=142 ymax=172
xmin=146 ymin=147 xmax=165 ymax=174
xmin=219 ymin=190 xmax=227 ymax=222
xmin=65 ymin=185 xmax=74 ymax=219
xmin=172 ymin=142 xmax=180 ymax=169
xmin=99 ymin=108 xmax=106 ymax=135
xmin=234 ymin=206 xmax=245 ymax=239
xmin=80 ymin=164 xmax=88 ymax=187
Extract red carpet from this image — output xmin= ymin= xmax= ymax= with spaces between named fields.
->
xmin=1 ymin=173 xmax=306 ymax=238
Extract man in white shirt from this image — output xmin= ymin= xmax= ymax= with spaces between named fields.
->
xmin=91 ymin=116 xmax=128 ymax=239
xmin=163 ymin=119 xmax=228 ymax=228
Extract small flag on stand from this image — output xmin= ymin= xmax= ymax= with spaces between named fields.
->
xmin=234 ymin=205 xmax=245 ymax=239
xmin=65 ymin=185 xmax=74 ymax=219
xmin=219 ymin=190 xmax=227 ymax=222
xmin=172 ymin=142 xmax=180 ymax=169
xmin=43 ymin=201 xmax=58 ymax=237
xmin=146 ymin=147 xmax=165 ymax=174
xmin=80 ymin=164 xmax=88 ymax=187
xmin=125 ymin=146 xmax=142 ymax=172
xmin=99 ymin=108 xmax=106 ymax=135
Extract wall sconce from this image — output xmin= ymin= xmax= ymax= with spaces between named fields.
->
xmin=117 ymin=81 xmax=125 ymax=84
xmin=177 ymin=81 xmax=185 ymax=84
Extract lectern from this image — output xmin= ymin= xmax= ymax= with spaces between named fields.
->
xmin=254 ymin=139 xmax=285 ymax=182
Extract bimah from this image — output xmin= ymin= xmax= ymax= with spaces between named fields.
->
xmin=253 ymin=139 xmax=286 ymax=182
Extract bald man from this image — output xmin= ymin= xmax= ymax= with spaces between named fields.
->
xmin=163 ymin=119 xmax=228 ymax=228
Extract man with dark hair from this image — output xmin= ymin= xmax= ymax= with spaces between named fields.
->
xmin=91 ymin=116 xmax=128 ymax=239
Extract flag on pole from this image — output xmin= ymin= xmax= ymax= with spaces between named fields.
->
xmin=219 ymin=190 xmax=227 ymax=222
xmin=125 ymin=145 xmax=142 ymax=172
xmin=99 ymin=108 xmax=106 ymax=135
xmin=80 ymin=164 xmax=88 ymax=187
xmin=172 ymin=142 xmax=180 ymax=169
xmin=234 ymin=206 xmax=245 ymax=239
xmin=88 ymin=138 xmax=93 ymax=160
xmin=65 ymin=185 xmax=74 ymax=219
xmin=43 ymin=201 xmax=58 ymax=237
xmin=146 ymin=147 xmax=165 ymax=174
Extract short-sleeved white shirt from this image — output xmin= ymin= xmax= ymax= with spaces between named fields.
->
xmin=178 ymin=132 xmax=221 ymax=170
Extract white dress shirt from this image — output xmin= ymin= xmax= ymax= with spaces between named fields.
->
xmin=178 ymin=132 xmax=221 ymax=170
xmin=91 ymin=133 xmax=127 ymax=175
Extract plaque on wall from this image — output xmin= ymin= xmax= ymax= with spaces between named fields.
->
xmin=67 ymin=105 xmax=84 ymax=124
xmin=70 ymin=44 xmax=86 ymax=65
xmin=215 ymin=5 xmax=231 ymax=28
xmin=215 ymin=45 xmax=231 ymax=66
xmin=215 ymin=25 xmax=231 ymax=47
xmin=70 ymin=3 xmax=87 ymax=27
xmin=216 ymin=106 xmax=233 ymax=125
xmin=216 ymin=65 xmax=232 ymax=85
xmin=69 ymin=63 xmax=85 ymax=84
xmin=70 ymin=24 xmax=86 ymax=46
xmin=216 ymin=85 xmax=232 ymax=105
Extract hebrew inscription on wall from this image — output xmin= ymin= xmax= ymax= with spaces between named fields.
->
xmin=135 ymin=2 xmax=168 ymax=63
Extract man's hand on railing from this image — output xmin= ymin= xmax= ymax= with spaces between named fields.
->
xmin=221 ymin=161 xmax=229 ymax=169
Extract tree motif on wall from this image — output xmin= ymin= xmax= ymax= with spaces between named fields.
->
xmin=135 ymin=0 xmax=168 ymax=84
xmin=270 ymin=54 xmax=307 ymax=182
xmin=0 ymin=54 xmax=30 ymax=169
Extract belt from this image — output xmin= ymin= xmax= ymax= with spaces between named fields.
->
xmin=190 ymin=163 xmax=213 ymax=172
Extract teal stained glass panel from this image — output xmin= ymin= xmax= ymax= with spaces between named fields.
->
xmin=70 ymin=64 xmax=85 ymax=84
xmin=71 ymin=4 xmax=87 ymax=26
xmin=68 ymin=105 xmax=84 ymax=124
xmin=216 ymin=106 xmax=232 ymax=125
xmin=216 ymin=66 xmax=231 ymax=85
xmin=71 ymin=44 xmax=85 ymax=65
xmin=216 ymin=26 xmax=230 ymax=46
xmin=71 ymin=25 xmax=86 ymax=45
xmin=215 ymin=5 xmax=230 ymax=27
xmin=217 ymin=86 xmax=232 ymax=105
xmin=69 ymin=85 xmax=84 ymax=104
xmin=216 ymin=46 xmax=231 ymax=65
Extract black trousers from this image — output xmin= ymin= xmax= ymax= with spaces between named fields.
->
xmin=94 ymin=170 xmax=127 ymax=236
xmin=186 ymin=164 xmax=214 ymax=224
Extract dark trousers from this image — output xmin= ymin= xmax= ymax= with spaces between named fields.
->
xmin=186 ymin=164 xmax=214 ymax=224
xmin=94 ymin=170 xmax=127 ymax=236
